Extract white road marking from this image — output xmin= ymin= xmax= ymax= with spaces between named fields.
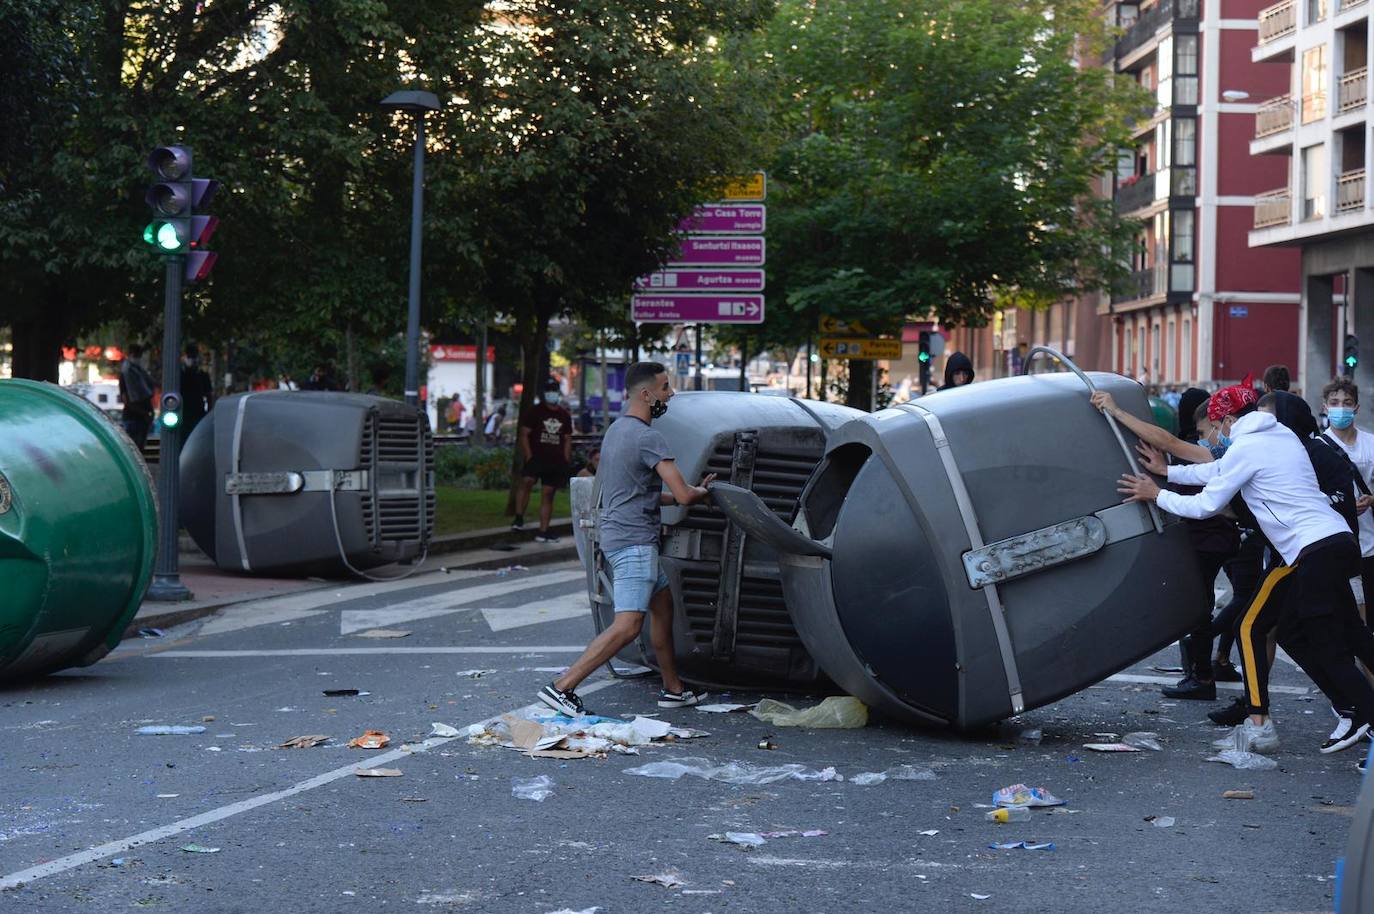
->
xmin=196 ymin=569 xmax=486 ymax=636
xmin=155 ymin=646 xmax=588 ymax=657
xmin=1106 ymin=672 xmax=1309 ymax=696
xmin=480 ymin=591 xmax=591 ymax=632
xmin=338 ymin=570 xmax=585 ymax=634
xmin=0 ymin=677 xmax=624 ymax=891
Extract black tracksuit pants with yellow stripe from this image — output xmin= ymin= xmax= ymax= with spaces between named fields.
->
xmin=1237 ymin=534 xmax=1374 ymax=721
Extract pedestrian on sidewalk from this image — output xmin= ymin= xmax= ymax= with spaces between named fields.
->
xmin=537 ymin=361 xmax=716 ymax=717
xmin=118 ymin=344 xmax=156 ymax=451
xmin=1318 ymin=376 xmax=1374 ymax=622
xmin=180 ymin=343 xmax=214 ymax=437
xmin=513 ymin=380 xmax=573 ymax=542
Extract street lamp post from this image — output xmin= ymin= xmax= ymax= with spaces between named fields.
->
xmin=380 ymin=90 xmax=441 ymax=410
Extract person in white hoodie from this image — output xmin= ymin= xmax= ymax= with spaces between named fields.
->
xmin=1118 ymin=394 xmax=1373 ymax=754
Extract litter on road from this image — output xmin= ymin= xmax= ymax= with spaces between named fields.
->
xmin=624 ymin=756 xmax=842 ymax=784
xmin=347 ymin=730 xmax=390 ymax=749
xmin=323 ymin=688 xmax=369 ymax=697
xmin=278 ymin=734 xmax=330 ymax=749
xmin=850 ymin=764 xmax=937 ymax=785
xmin=136 ymin=725 xmax=207 ymax=735
xmin=512 ymin=775 xmax=556 ymax=801
xmin=180 ymin=844 xmax=221 ymax=854
xmin=1223 ymin=789 xmax=1256 ymax=800
xmin=986 ymin=807 xmax=1031 ymax=823
xmin=695 ymin=703 xmax=756 ymax=714
xmin=467 ymin=711 xmax=708 ymax=760
xmin=631 ymin=871 xmax=686 ymax=890
xmin=355 ymin=767 xmax=403 ymax=778
xmin=993 ymin=784 xmax=1065 ymax=807
xmin=1147 ymin=815 xmax=1176 ymax=828
xmin=990 ymin=841 xmax=1054 ymax=850
xmin=455 ymin=669 xmax=496 ymax=679
xmin=749 ymin=696 xmax=868 ymax=729
xmin=918 ymin=829 xmax=940 ymax=836
xmin=429 ymin=723 xmax=461 ymax=738
xmin=353 ymin=629 xmax=412 ymax=638
xmin=709 ymin=829 xmax=826 ymax=849
xmin=1206 ymin=749 xmax=1278 ymax=771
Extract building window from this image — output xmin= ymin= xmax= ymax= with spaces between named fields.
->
xmin=1173 ymin=209 xmax=1195 ymax=262
xmin=1308 ymin=0 xmax=1329 ymax=25
xmin=1167 ymin=319 xmax=1177 ymax=380
xmin=1182 ymin=319 xmax=1191 ymax=381
xmin=1175 ymin=35 xmax=1198 ymax=106
xmin=1151 ymin=324 xmax=1161 ymax=377
xmin=1124 ymin=327 xmax=1134 ymax=374
xmin=1303 ymin=143 xmax=1329 ymax=219
xmin=1173 ymin=119 xmax=1196 ymax=167
xmin=1303 ymin=45 xmax=1329 ymax=124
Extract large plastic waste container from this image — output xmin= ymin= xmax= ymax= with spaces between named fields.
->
xmin=0 ymin=379 xmax=157 ymax=680
xmin=711 ymin=361 xmax=1206 ymax=729
xmin=1339 ymin=747 xmax=1374 ymax=911
xmin=181 ymin=391 xmax=434 ymax=576
xmin=571 ymin=392 xmax=863 ymax=688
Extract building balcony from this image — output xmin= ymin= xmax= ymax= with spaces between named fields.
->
xmin=1117 ymin=263 xmax=1169 ymax=304
xmin=1258 ymin=0 xmax=1296 ymax=45
xmin=1340 ymin=0 xmax=1368 ymax=12
xmin=1115 ymin=173 xmax=1157 ymax=213
xmin=1116 ymin=0 xmax=1199 ymax=61
xmin=1338 ymin=169 xmax=1366 ymax=213
xmin=1255 ymin=94 xmax=1296 ymax=138
xmin=1340 ymin=68 xmax=1368 ymax=113
xmin=1253 ymin=188 xmax=1292 ymax=228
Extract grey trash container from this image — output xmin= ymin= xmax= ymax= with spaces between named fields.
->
xmin=182 ymin=391 xmax=434 ymax=576
xmin=711 ymin=370 xmax=1205 ymax=729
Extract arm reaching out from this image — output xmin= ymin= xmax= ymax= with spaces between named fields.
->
xmin=1090 ymin=391 xmax=1212 ymax=464
xmin=655 ymin=459 xmax=716 ymax=506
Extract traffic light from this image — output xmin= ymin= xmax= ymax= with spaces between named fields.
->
xmin=1346 ymin=334 xmax=1360 ymax=376
xmin=143 ymin=145 xmax=220 ymax=283
xmin=159 ymin=392 xmax=182 ymax=430
xmin=918 ymin=331 xmax=933 ymax=394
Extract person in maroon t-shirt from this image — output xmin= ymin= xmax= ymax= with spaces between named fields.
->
xmin=514 ymin=379 xmax=573 ymax=541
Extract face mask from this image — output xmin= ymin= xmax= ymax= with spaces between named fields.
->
xmin=544 ymin=392 xmax=561 ymax=406
xmin=1217 ymin=434 xmax=1233 ymax=449
xmin=648 ymin=393 xmax=668 ymax=419
xmin=1329 ymin=406 xmax=1356 ymax=430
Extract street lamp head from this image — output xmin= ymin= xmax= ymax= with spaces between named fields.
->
xmin=380 ymin=90 xmax=441 ymax=113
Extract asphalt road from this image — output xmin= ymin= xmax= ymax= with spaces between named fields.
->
xmin=0 ymin=560 xmax=1362 ymax=913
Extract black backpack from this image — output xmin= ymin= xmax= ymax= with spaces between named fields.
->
xmin=1307 ymin=435 xmax=1362 ymax=534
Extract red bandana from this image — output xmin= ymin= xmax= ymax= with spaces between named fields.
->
xmin=1207 ymin=373 xmax=1258 ymax=422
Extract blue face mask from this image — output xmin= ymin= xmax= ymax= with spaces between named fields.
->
xmin=1329 ymin=406 xmax=1356 ymax=430
xmin=1217 ymin=433 xmax=1234 ymax=449
xmin=544 ymin=392 xmax=561 ymax=406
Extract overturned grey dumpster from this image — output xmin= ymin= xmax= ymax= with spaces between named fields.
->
xmin=182 ymin=391 xmax=434 ymax=576
xmin=712 ymin=365 xmax=1205 ymax=729
xmin=572 ymin=392 xmax=862 ymax=689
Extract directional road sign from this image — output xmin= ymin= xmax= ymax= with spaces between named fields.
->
xmin=819 ymin=337 xmax=903 ymax=360
xmin=711 ymin=172 xmax=766 ymax=202
xmin=819 ymin=316 xmax=872 ymax=336
xmin=635 ymin=269 xmax=765 ymax=292
xmin=679 ymin=205 xmax=766 ymax=235
xmin=668 ymin=236 xmax=765 ymax=267
xmin=631 ymin=294 xmax=765 ymax=324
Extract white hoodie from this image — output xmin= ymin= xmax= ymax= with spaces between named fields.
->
xmin=1157 ymin=411 xmax=1350 ymax=565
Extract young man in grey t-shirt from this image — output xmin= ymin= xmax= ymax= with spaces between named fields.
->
xmin=537 ymin=361 xmax=715 ymax=716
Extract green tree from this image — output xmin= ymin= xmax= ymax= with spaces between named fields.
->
xmin=754 ymin=0 xmax=1145 ymax=408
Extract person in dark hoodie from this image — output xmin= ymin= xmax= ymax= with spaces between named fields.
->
xmin=939 ymin=352 xmax=974 ymax=391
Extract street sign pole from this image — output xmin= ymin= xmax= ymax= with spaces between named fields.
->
xmin=694 ymin=324 xmax=703 ymax=391
xmin=146 ymin=254 xmax=192 ymax=602
xmin=740 ymin=334 xmax=748 ymax=391
xmin=805 ymin=336 xmax=813 ymax=399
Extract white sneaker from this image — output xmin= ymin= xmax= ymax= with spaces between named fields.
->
xmin=1212 ymin=725 xmax=1242 ymax=749
xmin=1237 ymin=718 xmax=1279 ymax=754
xmin=1322 ymin=720 xmax=1370 ymax=755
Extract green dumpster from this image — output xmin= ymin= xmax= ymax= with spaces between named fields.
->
xmin=0 ymin=379 xmax=157 ymax=680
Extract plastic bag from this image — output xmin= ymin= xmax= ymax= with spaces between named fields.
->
xmin=749 ymin=696 xmax=868 ymax=729
xmin=993 ymin=784 xmax=1065 ymax=807
xmin=512 ymin=775 xmax=557 ymax=801
xmin=1205 ymin=750 xmax=1278 ymax=771
xmin=623 ymin=756 xmax=843 ymax=784
xmin=851 ymin=764 xmax=937 ymax=786
xmin=1121 ymin=732 xmax=1163 ymax=751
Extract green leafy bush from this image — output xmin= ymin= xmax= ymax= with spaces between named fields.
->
xmin=435 ymin=445 xmax=511 ymax=486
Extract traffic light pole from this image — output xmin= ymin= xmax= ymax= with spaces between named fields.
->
xmin=147 ymin=254 xmax=193 ymax=602
xmin=403 ymin=114 xmax=427 ymax=409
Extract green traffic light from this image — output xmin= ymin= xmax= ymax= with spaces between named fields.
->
xmin=157 ymin=223 xmax=182 ymax=251
xmin=918 ymin=352 xmax=931 ymax=363
xmin=161 ymin=411 xmax=181 ymax=429
xmin=1348 ymin=356 xmax=1359 ymax=368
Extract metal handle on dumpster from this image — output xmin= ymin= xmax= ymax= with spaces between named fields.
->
xmin=1021 ymin=346 xmax=1164 ymax=534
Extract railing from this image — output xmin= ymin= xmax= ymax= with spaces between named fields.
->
xmin=1338 ymin=169 xmax=1366 ymax=212
xmin=1341 ymin=67 xmax=1368 ymax=112
xmin=1119 ymin=263 xmax=1169 ymax=302
xmin=1253 ymin=188 xmax=1292 ymax=228
xmin=1115 ymin=173 xmax=1157 ymax=212
xmin=1255 ymin=94 xmax=1295 ymax=138
xmin=1341 ymin=0 xmax=1368 ymax=11
xmin=1116 ymin=0 xmax=1174 ymax=58
xmin=1258 ymin=0 xmax=1296 ymax=44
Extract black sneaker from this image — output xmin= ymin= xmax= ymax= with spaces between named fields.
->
xmin=534 ymin=531 xmax=560 ymax=543
xmin=1212 ymin=658 xmax=1242 ymax=683
xmin=537 ymin=683 xmax=585 ymax=717
xmin=1323 ymin=720 xmax=1371 ymax=754
xmin=511 ymin=515 xmax=525 ymax=531
xmin=1209 ymin=697 xmax=1248 ymax=726
xmin=657 ymin=688 xmax=705 ymax=709
xmin=1161 ymin=676 xmax=1216 ymax=701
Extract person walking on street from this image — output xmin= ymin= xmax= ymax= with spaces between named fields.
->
xmin=513 ymin=380 xmax=573 ymax=542
xmin=118 ymin=344 xmax=156 ymax=451
xmin=537 ymin=361 xmax=716 ymax=717
xmin=180 ymin=343 xmax=213 ymax=437
xmin=1319 ymin=376 xmax=1374 ymax=623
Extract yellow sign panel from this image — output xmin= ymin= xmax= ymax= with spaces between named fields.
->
xmin=714 ymin=172 xmax=766 ymax=202
xmin=818 ymin=316 xmax=871 ymax=336
xmin=819 ymin=338 xmax=903 ymax=360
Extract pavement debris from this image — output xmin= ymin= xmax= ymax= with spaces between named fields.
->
xmin=749 ymin=696 xmax=868 ymax=729
xmin=1206 ymin=749 xmax=1278 ymax=771
xmin=468 ymin=711 xmax=707 ymax=760
xmin=850 ymin=764 xmax=937 ymax=785
xmin=918 ymin=829 xmax=940 ymax=836
xmin=455 ymin=669 xmax=496 ymax=679
xmin=545 ymin=908 xmax=601 ymax=914
xmin=1223 ymin=789 xmax=1256 ymax=800
xmin=278 ymin=734 xmax=330 ymax=749
xmin=986 ymin=807 xmax=1031 ymax=823
xmin=708 ymin=829 xmax=826 ymax=849
xmin=624 ymin=757 xmax=842 ymax=784
xmin=137 ymin=725 xmax=206 ymax=736
xmin=695 ymin=703 xmax=756 ymax=714
xmin=494 ymin=565 xmax=529 ymax=576
xmin=993 ymin=784 xmax=1065 ymax=807
xmin=180 ymin=844 xmax=221 ymax=854
xmin=355 ymin=767 xmax=403 ymax=778
xmin=1147 ymin=815 xmax=1176 ymax=828
xmin=323 ymin=688 xmax=369 ymax=697
xmin=757 ymin=737 xmax=778 ymax=750
xmin=347 ymin=730 xmax=390 ymax=750
xmin=353 ymin=629 xmax=412 ymax=639
xmin=989 ymin=841 xmax=1054 ymax=850
xmin=429 ymin=723 xmax=462 ymax=738
xmin=512 ymin=775 xmax=556 ymax=801
xmin=631 ymin=871 xmax=686 ymax=890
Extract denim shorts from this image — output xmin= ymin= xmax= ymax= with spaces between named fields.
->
xmin=606 ymin=544 xmax=670 ymax=613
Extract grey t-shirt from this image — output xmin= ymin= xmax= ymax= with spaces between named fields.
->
xmin=597 ymin=415 xmax=674 ymax=553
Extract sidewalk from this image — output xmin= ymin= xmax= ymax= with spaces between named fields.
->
xmin=128 ymin=517 xmax=578 ymax=637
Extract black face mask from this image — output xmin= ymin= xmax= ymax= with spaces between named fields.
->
xmin=649 ymin=396 xmax=668 ymax=419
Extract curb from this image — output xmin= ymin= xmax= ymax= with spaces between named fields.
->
xmin=130 ymin=528 xmax=581 ymax=639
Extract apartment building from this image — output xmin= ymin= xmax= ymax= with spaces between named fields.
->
xmin=947 ymin=0 xmax=1302 ymax=388
xmin=1248 ymin=0 xmax=1374 ymax=397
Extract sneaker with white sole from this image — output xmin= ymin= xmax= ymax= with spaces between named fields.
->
xmin=1322 ymin=720 xmax=1371 ymax=754
xmin=537 ymin=683 xmax=586 ymax=717
xmin=1236 ymin=717 xmax=1279 ymax=754
xmin=657 ymin=688 xmax=705 ymax=709
xmin=533 ymin=531 xmax=560 ymax=543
